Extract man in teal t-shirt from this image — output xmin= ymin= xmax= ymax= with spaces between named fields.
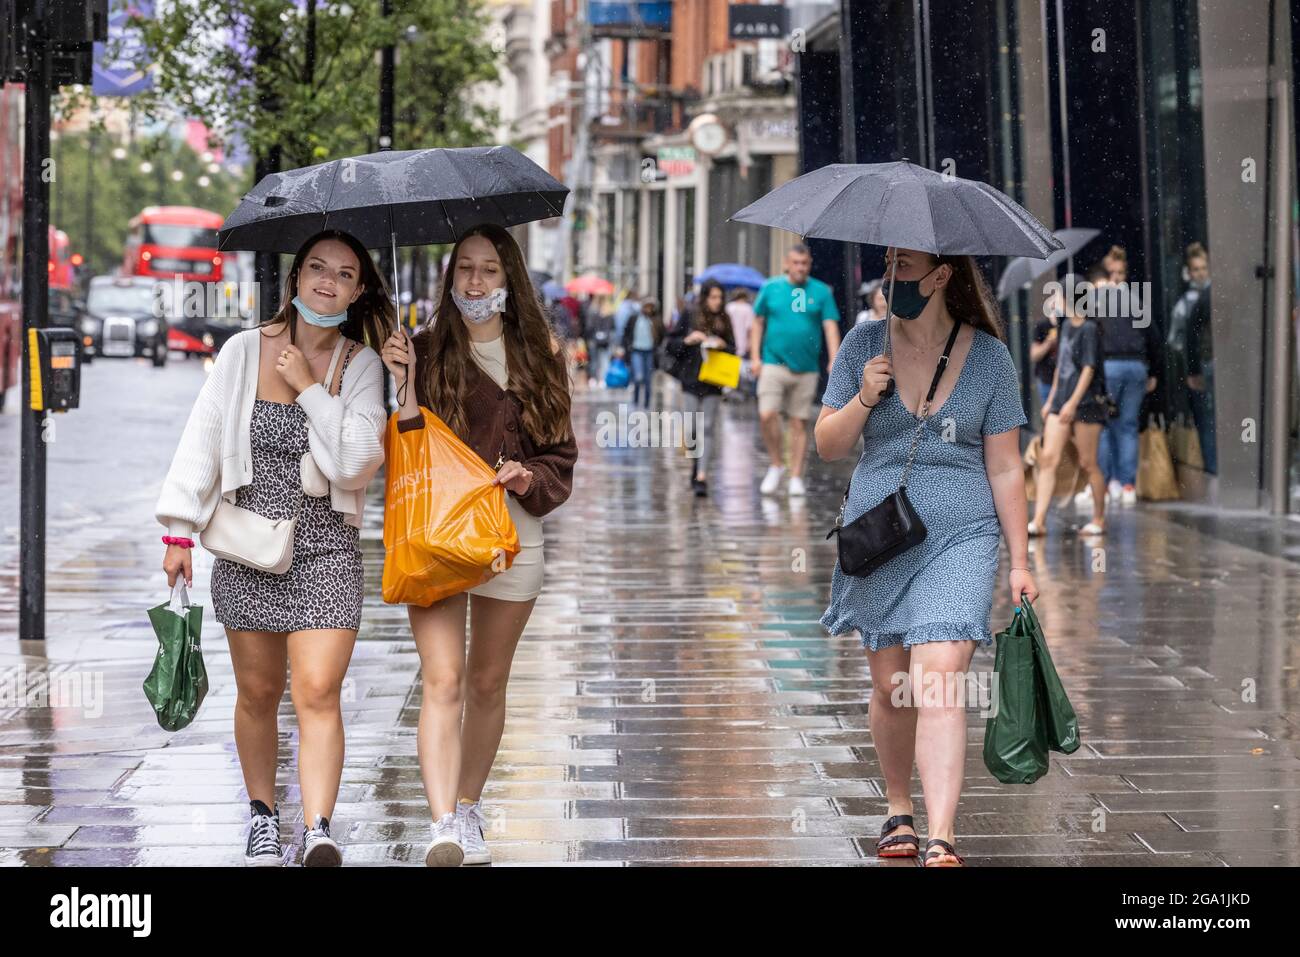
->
xmin=751 ymin=244 xmax=842 ymax=496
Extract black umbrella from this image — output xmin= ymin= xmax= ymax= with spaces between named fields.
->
xmin=729 ymin=160 xmax=1061 ymax=397
xmin=996 ymin=228 xmax=1101 ymax=300
xmin=217 ymin=146 xmax=569 ymax=300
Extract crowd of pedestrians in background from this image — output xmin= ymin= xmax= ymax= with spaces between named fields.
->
xmin=535 ymin=234 xmax=1213 ymax=509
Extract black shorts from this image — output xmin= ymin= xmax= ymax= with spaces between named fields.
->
xmin=1048 ymin=395 xmax=1108 ymax=424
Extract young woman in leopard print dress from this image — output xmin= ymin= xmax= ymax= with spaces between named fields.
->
xmin=157 ymin=230 xmax=392 ymax=866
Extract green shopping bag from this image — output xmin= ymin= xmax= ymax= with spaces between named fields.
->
xmin=144 ymin=581 xmax=209 ymax=732
xmin=1021 ymin=597 xmax=1080 ymax=755
xmin=983 ymin=601 xmax=1049 ymax=783
xmin=983 ymin=597 xmax=1080 ymax=784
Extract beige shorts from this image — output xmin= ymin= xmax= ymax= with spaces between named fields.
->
xmin=757 ymin=363 xmax=819 ymax=419
xmin=466 ymin=543 xmax=544 ymax=602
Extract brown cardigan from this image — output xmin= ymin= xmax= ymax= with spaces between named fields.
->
xmin=397 ymin=328 xmax=578 ymax=518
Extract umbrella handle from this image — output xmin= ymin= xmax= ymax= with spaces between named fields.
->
xmin=880 ymin=255 xmax=898 ymax=400
xmin=390 ymin=231 xmax=400 ymax=308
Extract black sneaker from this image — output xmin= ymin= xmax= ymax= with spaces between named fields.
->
xmin=244 ymin=799 xmax=283 ymax=867
xmin=302 ymin=814 xmax=342 ymax=867
xmin=692 ymin=478 xmax=708 ymax=497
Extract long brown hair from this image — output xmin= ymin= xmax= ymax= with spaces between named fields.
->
xmin=261 ymin=229 xmax=395 ymax=351
xmin=420 ymin=223 xmax=572 ymax=446
xmin=690 ymin=279 xmax=733 ymax=339
xmin=936 ymin=254 xmax=1005 ymax=341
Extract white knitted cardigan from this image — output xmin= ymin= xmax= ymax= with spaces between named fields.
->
xmin=155 ymin=328 xmax=387 ymax=538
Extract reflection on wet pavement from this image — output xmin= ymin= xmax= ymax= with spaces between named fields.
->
xmin=2 ymin=378 xmax=1299 ymax=865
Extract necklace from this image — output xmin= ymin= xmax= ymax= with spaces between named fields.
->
xmin=296 ymin=336 xmax=340 ymax=363
xmin=893 ymin=319 xmax=956 ymax=356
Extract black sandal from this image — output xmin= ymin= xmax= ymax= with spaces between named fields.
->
xmin=876 ymin=814 xmax=918 ymax=858
xmin=923 ymin=837 xmax=965 ymax=867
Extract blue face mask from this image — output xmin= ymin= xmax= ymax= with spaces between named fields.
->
xmin=293 ymin=294 xmax=349 ymax=328
xmin=883 ymin=264 xmax=942 ymax=320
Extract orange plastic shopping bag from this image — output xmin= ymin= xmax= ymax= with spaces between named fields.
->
xmin=382 ymin=409 xmax=520 ymax=606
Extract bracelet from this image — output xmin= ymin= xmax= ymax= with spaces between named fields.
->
xmin=162 ymin=535 xmax=195 ymax=549
xmin=1010 ymin=565 xmax=1030 ymax=571
xmin=857 ymin=391 xmax=877 ymax=409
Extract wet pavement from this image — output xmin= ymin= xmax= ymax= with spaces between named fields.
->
xmin=1 ymin=358 xmax=1299 ymax=865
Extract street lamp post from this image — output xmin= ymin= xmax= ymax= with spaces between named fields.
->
xmin=20 ymin=31 xmax=51 ymax=640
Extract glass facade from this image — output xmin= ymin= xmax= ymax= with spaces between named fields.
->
xmin=801 ymin=0 xmax=1299 ymax=511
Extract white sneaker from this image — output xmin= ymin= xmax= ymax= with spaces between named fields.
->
xmin=787 ymin=475 xmax=806 ymax=497
xmin=1073 ymin=486 xmax=1094 ymax=509
xmin=1121 ymin=484 xmax=1137 ymax=506
xmin=1107 ymin=479 xmax=1122 ymax=502
xmin=760 ymin=466 xmax=785 ymax=495
xmin=457 ymin=800 xmax=492 ymax=866
xmin=302 ymin=814 xmax=342 ymax=867
xmin=425 ymin=811 xmax=464 ymax=867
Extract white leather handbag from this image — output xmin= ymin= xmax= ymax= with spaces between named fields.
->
xmin=200 ymin=338 xmax=348 ymax=574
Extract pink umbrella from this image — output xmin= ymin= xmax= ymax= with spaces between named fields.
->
xmin=566 ymin=274 xmax=614 ymax=296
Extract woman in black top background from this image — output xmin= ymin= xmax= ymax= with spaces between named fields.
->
xmin=1028 ymin=275 xmax=1108 ymax=536
xmin=664 ymin=279 xmax=736 ymax=496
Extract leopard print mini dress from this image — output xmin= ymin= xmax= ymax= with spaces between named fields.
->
xmin=210 ymin=347 xmax=364 ymax=632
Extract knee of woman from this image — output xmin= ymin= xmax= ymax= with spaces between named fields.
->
xmin=289 ymin=675 xmax=342 ymax=714
xmin=421 ymin=670 xmax=464 ymax=708
xmin=466 ymin=670 xmax=509 ymax=706
xmin=871 ymin=681 xmax=912 ymax=711
xmin=235 ymin=678 xmax=286 ymax=715
xmin=1036 ymin=451 xmax=1061 ymax=471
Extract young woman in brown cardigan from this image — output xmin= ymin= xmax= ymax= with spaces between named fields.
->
xmin=381 ymin=224 xmax=578 ymax=867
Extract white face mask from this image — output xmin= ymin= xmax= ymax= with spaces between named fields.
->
xmin=452 ymin=286 xmax=508 ymax=324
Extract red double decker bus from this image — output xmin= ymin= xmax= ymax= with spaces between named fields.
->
xmin=123 ymin=205 xmax=224 ymax=282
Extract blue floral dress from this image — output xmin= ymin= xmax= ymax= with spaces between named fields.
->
xmin=820 ymin=319 xmax=1027 ymax=651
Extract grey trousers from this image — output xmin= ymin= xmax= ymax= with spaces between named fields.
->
xmin=682 ymin=392 xmax=721 ymax=477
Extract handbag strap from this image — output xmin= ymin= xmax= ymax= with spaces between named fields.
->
xmin=322 ymin=336 xmax=347 ymax=394
xmin=834 ymin=318 xmax=962 ymax=529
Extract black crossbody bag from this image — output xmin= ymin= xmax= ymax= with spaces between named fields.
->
xmin=826 ymin=319 xmax=962 ymax=577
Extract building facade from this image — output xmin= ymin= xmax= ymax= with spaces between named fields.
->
xmin=801 ymin=0 xmax=1300 ymax=514
xmin=548 ymin=0 xmax=833 ymax=310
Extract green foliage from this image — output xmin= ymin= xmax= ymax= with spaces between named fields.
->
xmin=83 ymin=0 xmax=502 ymax=169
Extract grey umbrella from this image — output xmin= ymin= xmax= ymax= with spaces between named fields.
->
xmin=217 ymin=145 xmax=569 ymax=301
xmin=729 ymin=160 xmax=1062 ymax=399
xmin=729 ymin=160 xmax=1063 ymax=259
xmin=995 ymin=228 xmax=1101 ymax=300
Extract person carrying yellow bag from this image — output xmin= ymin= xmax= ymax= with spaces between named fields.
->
xmin=663 ymin=278 xmax=737 ymax=497
xmin=379 ymin=223 xmax=578 ymax=868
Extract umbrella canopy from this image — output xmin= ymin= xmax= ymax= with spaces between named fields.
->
xmin=217 ymin=145 xmax=569 ymax=254
xmin=729 ymin=160 xmax=1062 ymax=259
xmin=566 ymin=274 xmax=614 ymax=296
xmin=697 ymin=262 xmax=766 ymax=290
xmin=541 ymin=280 xmax=566 ymax=301
xmin=996 ymin=228 xmax=1102 ymax=300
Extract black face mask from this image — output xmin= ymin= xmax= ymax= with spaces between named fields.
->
xmin=883 ymin=264 xmax=942 ymax=320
